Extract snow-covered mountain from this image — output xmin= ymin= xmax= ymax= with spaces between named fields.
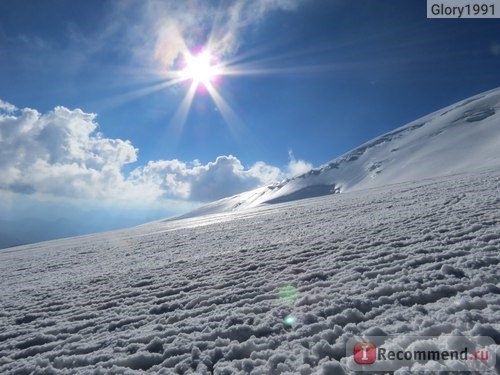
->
xmin=181 ymin=87 xmax=500 ymax=218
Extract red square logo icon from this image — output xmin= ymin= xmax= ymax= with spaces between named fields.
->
xmin=354 ymin=342 xmax=377 ymax=364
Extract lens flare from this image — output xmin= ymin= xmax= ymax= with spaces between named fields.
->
xmin=284 ymin=314 xmax=296 ymax=327
xmin=278 ymin=284 xmax=298 ymax=306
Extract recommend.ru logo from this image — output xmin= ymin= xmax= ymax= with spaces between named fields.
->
xmin=346 ymin=335 xmax=496 ymax=372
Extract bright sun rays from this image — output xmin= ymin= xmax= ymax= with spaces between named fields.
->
xmin=98 ymin=33 xmax=333 ymax=139
xmin=161 ymin=40 xmax=341 ymax=138
xmin=165 ymin=46 xmax=247 ymax=139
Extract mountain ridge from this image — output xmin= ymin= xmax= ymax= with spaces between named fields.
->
xmin=179 ymin=87 xmax=500 ymax=218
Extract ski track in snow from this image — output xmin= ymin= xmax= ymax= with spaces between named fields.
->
xmin=0 ymin=169 xmax=499 ymax=374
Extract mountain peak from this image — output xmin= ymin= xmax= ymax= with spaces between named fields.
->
xmin=180 ymin=87 xmax=500 ymax=219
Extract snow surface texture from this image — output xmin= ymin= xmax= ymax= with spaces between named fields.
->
xmin=182 ymin=87 xmax=500 ymax=217
xmin=1 ymin=167 xmax=499 ymax=374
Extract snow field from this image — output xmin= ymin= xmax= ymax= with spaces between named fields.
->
xmin=0 ymin=168 xmax=499 ymax=374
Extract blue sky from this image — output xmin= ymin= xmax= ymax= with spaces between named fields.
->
xmin=1 ymin=0 xmax=500 ymax=247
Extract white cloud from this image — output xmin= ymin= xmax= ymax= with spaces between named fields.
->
xmin=0 ymin=102 xmax=138 ymax=199
xmin=0 ymin=99 xmax=17 ymax=114
xmin=286 ymin=149 xmax=313 ymax=177
xmin=0 ymin=100 xmax=311 ymax=204
xmin=131 ymin=155 xmax=283 ymax=202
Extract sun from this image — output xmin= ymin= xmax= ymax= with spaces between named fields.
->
xmin=165 ymin=46 xmax=244 ymax=137
xmin=179 ymin=51 xmax=219 ymax=87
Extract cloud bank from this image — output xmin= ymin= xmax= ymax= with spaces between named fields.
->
xmin=132 ymin=157 xmax=282 ymax=202
xmin=0 ymin=104 xmax=138 ymax=199
xmin=0 ymin=100 xmax=312 ymax=204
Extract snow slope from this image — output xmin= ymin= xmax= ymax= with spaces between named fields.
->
xmin=181 ymin=87 xmax=500 ymax=218
xmin=0 ymin=167 xmax=499 ymax=374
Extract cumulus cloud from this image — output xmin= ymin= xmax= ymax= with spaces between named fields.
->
xmin=286 ymin=149 xmax=313 ymax=177
xmin=0 ymin=103 xmax=138 ymax=199
xmin=131 ymin=156 xmax=282 ymax=202
xmin=0 ymin=100 xmax=311 ymax=204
